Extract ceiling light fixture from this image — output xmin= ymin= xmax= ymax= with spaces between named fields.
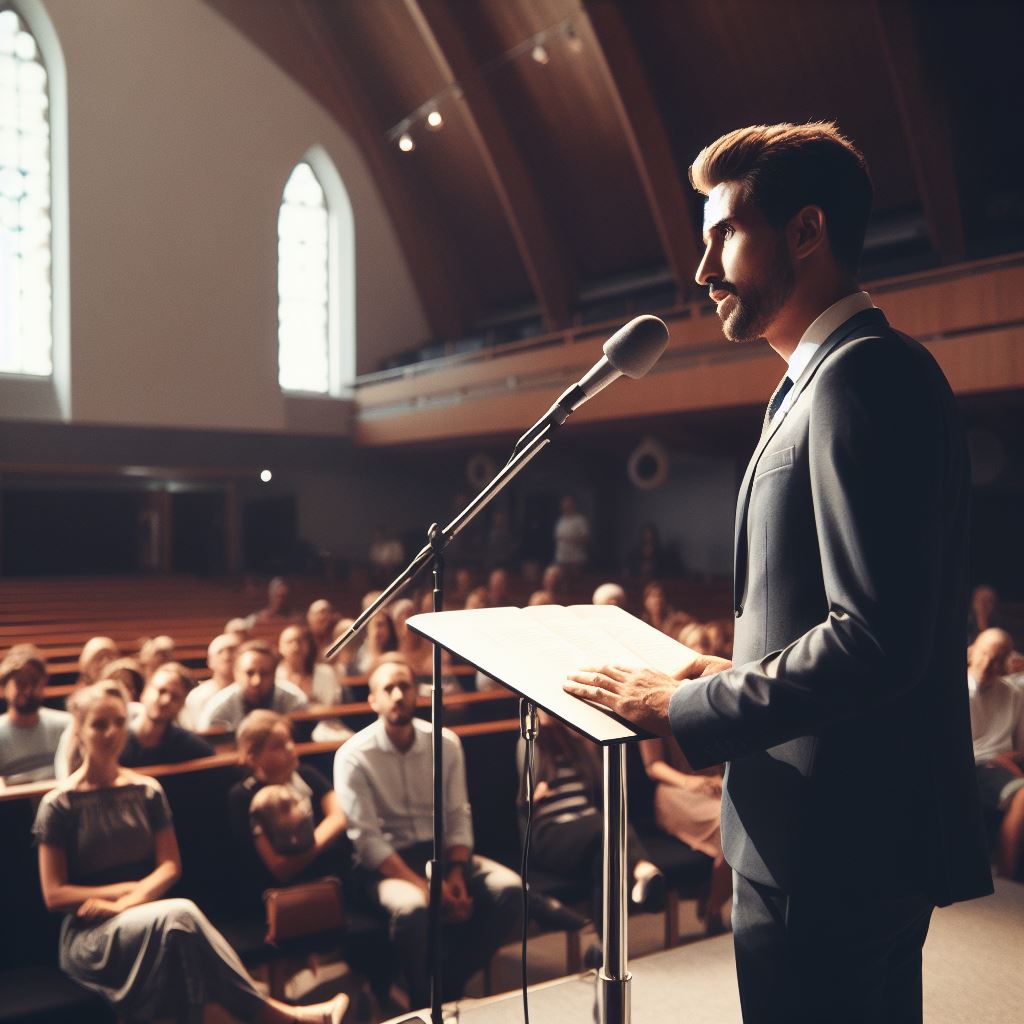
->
xmin=426 ymin=109 xmax=444 ymax=130
xmin=531 ymin=43 xmax=549 ymax=65
xmin=398 ymin=132 xmax=415 ymax=152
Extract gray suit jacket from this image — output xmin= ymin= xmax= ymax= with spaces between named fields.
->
xmin=669 ymin=308 xmax=992 ymax=905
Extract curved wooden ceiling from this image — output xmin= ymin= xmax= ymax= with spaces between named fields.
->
xmin=208 ymin=0 xmax=1024 ymax=349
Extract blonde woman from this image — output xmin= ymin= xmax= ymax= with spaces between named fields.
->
xmin=34 ymin=681 xmax=347 ymax=1024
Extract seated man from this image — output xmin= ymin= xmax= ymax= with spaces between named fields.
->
xmin=120 ymin=663 xmax=215 ymax=767
xmin=0 ymin=645 xmax=70 ymax=784
xmin=197 ymin=640 xmax=307 ymax=732
xmin=334 ymin=653 xmax=522 ymax=1008
xmin=180 ymin=633 xmax=239 ymax=730
xmin=968 ymin=628 xmax=1024 ymax=879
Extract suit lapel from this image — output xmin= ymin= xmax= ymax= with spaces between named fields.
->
xmin=732 ymin=308 xmax=888 ymax=612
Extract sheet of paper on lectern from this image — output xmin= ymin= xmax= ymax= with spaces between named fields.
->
xmin=407 ymin=604 xmax=696 ymax=745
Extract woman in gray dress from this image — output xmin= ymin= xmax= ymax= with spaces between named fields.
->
xmin=33 ymin=680 xmax=347 ymax=1024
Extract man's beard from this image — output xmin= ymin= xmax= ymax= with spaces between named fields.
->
xmin=14 ymin=695 xmax=42 ymax=715
xmin=720 ymin=247 xmax=795 ymax=344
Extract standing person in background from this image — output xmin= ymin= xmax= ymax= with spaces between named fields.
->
xmin=34 ymin=682 xmax=348 ymax=1024
xmin=566 ymin=122 xmax=991 ymax=1024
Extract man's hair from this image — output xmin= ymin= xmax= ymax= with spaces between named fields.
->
xmin=367 ymin=651 xmax=414 ymax=691
xmin=0 ymin=644 xmax=47 ymax=684
xmin=236 ymin=639 xmax=278 ymax=665
xmin=237 ymin=708 xmax=290 ymax=757
xmin=148 ymin=661 xmax=196 ymax=695
xmin=689 ymin=122 xmax=873 ymax=270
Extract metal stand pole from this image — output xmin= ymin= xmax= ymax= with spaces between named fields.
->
xmin=599 ymin=744 xmax=630 ymax=1024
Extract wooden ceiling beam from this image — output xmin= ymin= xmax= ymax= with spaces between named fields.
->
xmin=869 ymin=0 xmax=965 ymax=264
xmin=205 ymin=0 xmax=471 ymax=340
xmin=404 ymin=0 xmax=576 ymax=330
xmin=580 ymin=0 xmax=702 ymax=301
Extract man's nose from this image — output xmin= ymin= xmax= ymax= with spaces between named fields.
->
xmin=695 ymin=246 xmax=720 ymax=288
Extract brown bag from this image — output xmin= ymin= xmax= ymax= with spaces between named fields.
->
xmin=263 ymin=876 xmax=345 ymax=945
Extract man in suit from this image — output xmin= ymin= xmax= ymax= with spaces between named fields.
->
xmin=565 ymin=122 xmax=993 ymax=1023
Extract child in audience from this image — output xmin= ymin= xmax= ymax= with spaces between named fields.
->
xmin=250 ymin=783 xmax=316 ymax=856
xmin=34 ymin=682 xmax=348 ymax=1024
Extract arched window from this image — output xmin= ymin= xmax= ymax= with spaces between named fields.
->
xmin=0 ymin=4 xmax=54 ymax=376
xmin=277 ymin=148 xmax=354 ymax=396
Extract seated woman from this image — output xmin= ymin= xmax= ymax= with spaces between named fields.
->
xmin=34 ymin=681 xmax=348 ymax=1024
xmin=639 ymin=736 xmax=732 ymax=934
xmin=518 ymin=710 xmax=665 ymax=959
xmin=277 ymin=625 xmax=340 ymax=707
xmin=353 ymin=610 xmax=398 ymax=676
xmin=228 ymin=711 xmax=392 ymax=1000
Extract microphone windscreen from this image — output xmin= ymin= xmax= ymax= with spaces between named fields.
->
xmin=603 ymin=315 xmax=669 ymax=379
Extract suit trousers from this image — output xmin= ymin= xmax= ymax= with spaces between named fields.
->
xmin=731 ymin=870 xmax=934 ymax=1024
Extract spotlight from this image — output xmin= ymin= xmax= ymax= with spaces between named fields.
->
xmin=398 ymin=132 xmax=415 ymax=152
xmin=260 ymin=469 xmax=273 ymax=483
xmin=426 ymin=109 xmax=444 ymax=130
xmin=531 ymin=43 xmax=549 ymax=65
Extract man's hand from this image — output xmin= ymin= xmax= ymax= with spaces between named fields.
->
xmin=564 ymin=655 xmax=733 ymax=739
xmin=564 ymin=665 xmax=677 ymax=737
xmin=441 ymin=868 xmax=474 ymax=924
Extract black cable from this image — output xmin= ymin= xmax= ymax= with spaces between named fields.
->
xmin=519 ymin=699 xmax=538 ymax=1024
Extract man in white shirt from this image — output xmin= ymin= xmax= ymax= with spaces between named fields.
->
xmin=967 ymin=627 xmax=1024 ymax=878
xmin=179 ymin=633 xmax=239 ymax=730
xmin=196 ymin=640 xmax=307 ymax=732
xmin=0 ymin=645 xmax=70 ymax=784
xmin=334 ymin=653 xmax=521 ymax=1008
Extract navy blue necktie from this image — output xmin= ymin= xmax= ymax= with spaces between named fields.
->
xmin=763 ymin=375 xmax=794 ymax=433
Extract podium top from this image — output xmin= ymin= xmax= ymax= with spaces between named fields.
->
xmin=407 ymin=604 xmax=695 ymax=746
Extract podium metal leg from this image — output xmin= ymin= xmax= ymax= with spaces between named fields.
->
xmin=599 ymin=744 xmax=630 ymax=1024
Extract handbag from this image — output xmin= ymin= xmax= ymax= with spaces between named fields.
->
xmin=263 ymin=876 xmax=345 ymax=946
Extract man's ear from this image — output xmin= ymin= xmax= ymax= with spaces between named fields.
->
xmin=789 ymin=205 xmax=827 ymax=260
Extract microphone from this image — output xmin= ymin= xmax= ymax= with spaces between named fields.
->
xmin=514 ymin=315 xmax=669 ymax=453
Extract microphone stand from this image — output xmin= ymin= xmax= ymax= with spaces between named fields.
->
xmin=325 ymin=421 xmax=557 ymax=1024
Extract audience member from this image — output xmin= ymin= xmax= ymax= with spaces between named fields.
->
xmin=464 ymin=586 xmax=489 ymax=610
xmin=640 ymin=736 xmax=731 ymax=933
xmin=33 ymin=682 xmax=348 ymax=1023
xmin=487 ymin=568 xmax=511 ymax=607
xmin=640 ymin=581 xmax=675 ymax=634
xmin=137 ymin=635 xmax=176 ymax=680
xmin=120 ymin=663 xmax=214 ymax=768
xmin=967 ymin=584 xmax=1005 ymax=644
xmin=328 ymin=618 xmax=359 ymax=690
xmin=197 ymin=641 xmax=308 ymax=732
xmin=968 ymin=628 xmax=1024 ymax=879
xmin=181 ymin=633 xmax=239 ymax=730
xmin=224 ymin=617 xmax=251 ymax=643
xmin=527 ymin=589 xmax=556 ymax=607
xmin=76 ymin=636 xmax=120 ymax=688
xmin=354 ymin=610 xmax=398 ymax=675
xmin=0 ymin=645 xmax=70 ymax=784
xmin=247 ymin=577 xmax=297 ymax=628
xmin=449 ymin=568 xmax=474 ymax=608
xmin=391 ymin=597 xmax=431 ymax=678
xmin=628 ymin=522 xmax=670 ymax=579
xmin=228 ymin=710 xmax=351 ymax=889
xmin=678 ymin=622 xmax=715 ymax=654
xmin=592 ymin=582 xmax=626 ymax=607
xmin=334 ymin=654 xmax=522 ymax=1007
xmin=104 ymin=657 xmax=146 ymax=702
xmin=541 ymin=563 xmax=565 ymax=602
xmin=307 ymin=599 xmax=337 ymax=656
xmin=519 ymin=710 xmax=664 ymax=961
xmin=552 ymin=495 xmax=589 ymax=572
xmin=277 ymin=624 xmax=340 ymax=706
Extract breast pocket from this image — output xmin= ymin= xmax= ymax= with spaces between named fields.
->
xmin=754 ymin=445 xmax=795 ymax=480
